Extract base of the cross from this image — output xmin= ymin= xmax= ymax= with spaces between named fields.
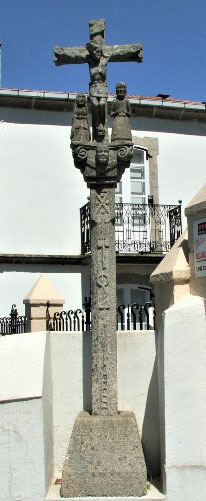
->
xmin=61 ymin=411 xmax=147 ymax=498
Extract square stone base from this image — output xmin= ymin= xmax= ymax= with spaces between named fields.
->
xmin=47 ymin=483 xmax=166 ymax=500
xmin=61 ymin=411 xmax=147 ymax=497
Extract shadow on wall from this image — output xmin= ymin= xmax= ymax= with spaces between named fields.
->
xmin=0 ymin=107 xmax=73 ymax=126
xmin=82 ymin=331 xmax=92 ymax=412
xmin=142 ymin=355 xmax=161 ymax=480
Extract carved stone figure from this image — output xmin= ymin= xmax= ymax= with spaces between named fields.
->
xmin=95 ymin=144 xmax=109 ymax=165
xmin=111 ymin=82 xmax=132 ymax=142
xmin=71 ymin=93 xmax=91 ymax=142
xmin=86 ymin=37 xmax=108 ymax=139
xmin=54 ymin=19 xmax=142 ymax=141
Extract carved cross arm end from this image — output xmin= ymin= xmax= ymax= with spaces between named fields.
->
xmin=53 ymin=46 xmax=88 ymax=66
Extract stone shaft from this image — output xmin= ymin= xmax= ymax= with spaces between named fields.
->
xmin=90 ymin=185 xmax=117 ymax=415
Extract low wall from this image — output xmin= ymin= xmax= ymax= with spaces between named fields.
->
xmin=0 ymin=329 xmax=159 ymax=500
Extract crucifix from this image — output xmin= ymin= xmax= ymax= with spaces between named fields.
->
xmin=54 ymin=19 xmax=147 ymax=498
xmin=54 ymin=18 xmax=142 ymax=141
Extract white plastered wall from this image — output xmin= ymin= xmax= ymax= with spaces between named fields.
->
xmin=1 ymin=107 xmax=206 ymax=257
xmin=1 ymin=106 xmax=206 ymax=315
xmin=0 ymin=329 xmax=159 ymax=499
xmin=158 ymin=295 xmax=206 ymax=500
xmin=0 ymin=331 xmax=47 ymax=501
xmin=0 ymin=117 xmax=88 ymax=255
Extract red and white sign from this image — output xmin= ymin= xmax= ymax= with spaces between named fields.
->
xmin=194 ymin=219 xmax=206 ymax=277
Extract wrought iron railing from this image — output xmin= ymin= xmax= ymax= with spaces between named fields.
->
xmin=80 ymin=201 xmax=182 ymax=254
xmin=46 ymin=298 xmax=155 ymax=332
xmin=0 ymin=304 xmax=26 ymax=335
xmin=46 ymin=298 xmax=91 ymax=332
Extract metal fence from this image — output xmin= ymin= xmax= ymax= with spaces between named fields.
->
xmin=0 ymin=304 xmax=26 ymax=335
xmin=80 ymin=201 xmax=182 ymax=254
xmin=46 ymin=298 xmax=155 ymax=332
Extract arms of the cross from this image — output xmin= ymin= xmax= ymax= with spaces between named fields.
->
xmin=105 ymin=43 xmax=143 ymax=63
xmin=53 ymin=43 xmax=143 ymax=66
xmin=54 ymin=46 xmax=88 ymax=66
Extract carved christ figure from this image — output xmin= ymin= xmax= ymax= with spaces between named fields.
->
xmin=54 ymin=19 xmax=143 ymax=140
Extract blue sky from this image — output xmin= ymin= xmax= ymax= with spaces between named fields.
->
xmin=1 ymin=0 xmax=206 ymax=101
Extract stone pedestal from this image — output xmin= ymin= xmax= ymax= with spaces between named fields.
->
xmin=23 ymin=274 xmax=64 ymax=332
xmin=61 ymin=411 xmax=147 ymax=498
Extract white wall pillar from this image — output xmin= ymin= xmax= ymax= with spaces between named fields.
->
xmin=158 ymin=296 xmax=206 ymax=500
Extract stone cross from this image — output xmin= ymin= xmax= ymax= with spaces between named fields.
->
xmin=54 ymin=19 xmax=147 ymax=497
xmin=54 ymin=18 xmax=142 ymax=141
xmin=54 ymin=19 xmax=142 ymax=416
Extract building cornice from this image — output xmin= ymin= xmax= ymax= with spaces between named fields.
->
xmin=0 ymin=253 xmax=163 ymax=266
xmin=0 ymin=88 xmax=206 ymax=122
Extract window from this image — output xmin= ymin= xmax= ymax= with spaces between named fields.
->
xmin=115 ymin=147 xmax=150 ymax=250
xmin=117 ymin=284 xmax=154 ymax=329
xmin=115 ymin=147 xmax=149 ymax=205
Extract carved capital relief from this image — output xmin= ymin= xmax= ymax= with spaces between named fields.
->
xmin=71 ymin=143 xmax=133 ymax=186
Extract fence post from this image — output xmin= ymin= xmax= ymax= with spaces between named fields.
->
xmin=23 ymin=274 xmax=65 ymax=332
xmin=10 ymin=304 xmax=18 ymax=333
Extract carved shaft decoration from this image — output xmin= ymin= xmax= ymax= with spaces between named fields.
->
xmin=90 ymin=186 xmax=117 ymax=415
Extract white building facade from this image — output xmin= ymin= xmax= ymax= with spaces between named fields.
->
xmin=0 ymin=89 xmax=206 ymax=317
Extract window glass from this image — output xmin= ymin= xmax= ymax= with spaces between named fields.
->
xmin=130 ymin=166 xmax=145 ymax=179
xmin=131 ymin=289 xmax=146 ymax=305
xmin=132 ymin=150 xmax=144 ymax=164
xmin=131 ymin=180 xmax=145 ymax=195
xmin=131 ymin=196 xmax=145 ymax=205
xmin=115 ymin=181 xmax=122 ymax=195
xmin=117 ymin=288 xmax=124 ymax=306
xmin=115 ymin=196 xmax=122 ymax=204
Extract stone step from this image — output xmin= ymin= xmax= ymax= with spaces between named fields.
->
xmin=47 ymin=483 xmax=166 ymax=501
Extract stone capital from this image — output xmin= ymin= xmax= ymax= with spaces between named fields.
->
xmin=71 ymin=141 xmax=133 ymax=187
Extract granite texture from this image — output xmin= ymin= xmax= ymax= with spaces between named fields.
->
xmin=90 ymin=186 xmax=117 ymax=415
xmin=111 ymin=82 xmax=132 ymax=142
xmin=61 ymin=411 xmax=147 ymax=497
xmin=70 ymin=93 xmax=90 ymax=142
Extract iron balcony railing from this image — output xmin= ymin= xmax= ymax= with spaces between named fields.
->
xmin=80 ymin=201 xmax=182 ymax=254
xmin=0 ymin=304 xmax=26 ymax=335
xmin=46 ymin=298 xmax=155 ymax=332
